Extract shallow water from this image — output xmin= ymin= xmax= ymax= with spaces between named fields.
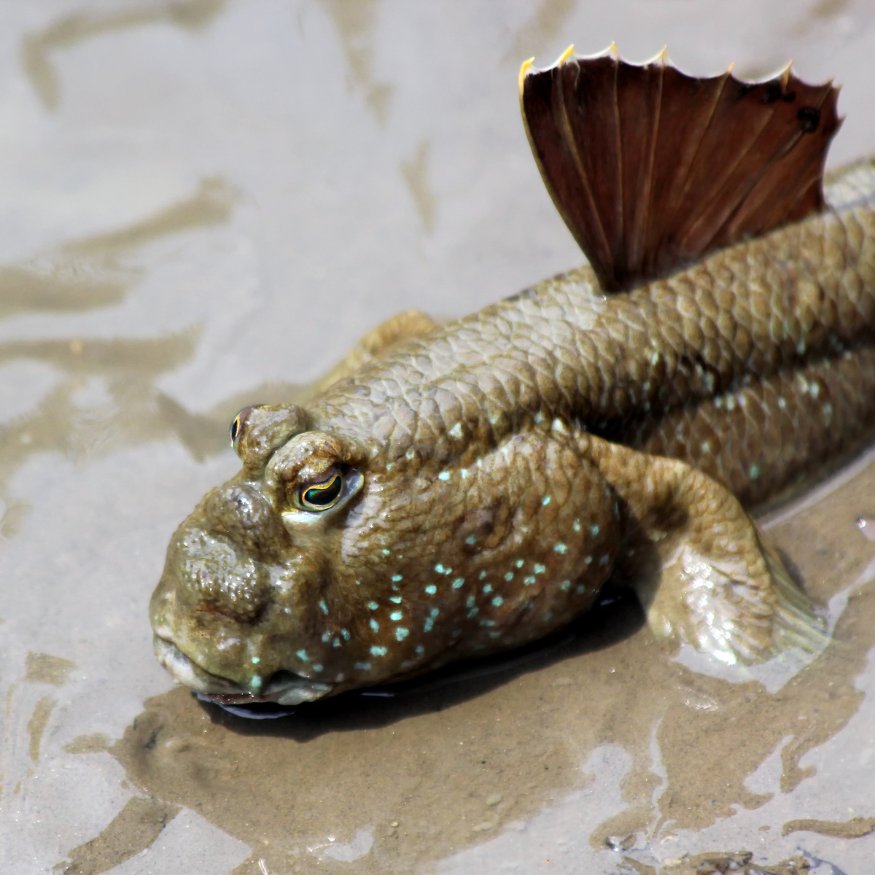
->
xmin=2 ymin=1 xmax=875 ymax=873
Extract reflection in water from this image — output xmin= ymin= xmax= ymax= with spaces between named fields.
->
xmin=401 ymin=141 xmax=438 ymax=234
xmin=0 ymin=179 xmax=236 ymax=536
xmin=20 ymin=0 xmax=228 ymax=110
xmin=321 ymin=0 xmax=394 ymax=125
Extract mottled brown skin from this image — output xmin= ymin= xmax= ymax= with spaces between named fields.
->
xmin=150 ymin=162 xmax=875 ymax=704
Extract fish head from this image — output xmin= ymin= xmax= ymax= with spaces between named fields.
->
xmin=150 ymin=403 xmax=619 ymax=705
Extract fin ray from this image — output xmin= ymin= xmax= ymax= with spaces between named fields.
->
xmin=520 ymin=49 xmax=841 ymax=290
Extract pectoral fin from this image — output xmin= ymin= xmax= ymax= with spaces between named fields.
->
xmin=585 ymin=435 xmax=828 ymax=664
xmin=519 ymin=46 xmax=841 ymax=291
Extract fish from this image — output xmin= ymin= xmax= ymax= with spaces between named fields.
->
xmin=150 ymin=46 xmax=875 ymax=709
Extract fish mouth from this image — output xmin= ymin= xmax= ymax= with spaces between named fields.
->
xmin=152 ymin=635 xmax=333 ymax=706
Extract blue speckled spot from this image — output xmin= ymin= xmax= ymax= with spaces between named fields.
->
xmin=334 ymin=672 xmax=346 ymax=683
xmin=318 ymin=598 xmax=329 ymax=615
xmin=491 ymin=595 xmax=505 ymax=607
xmin=370 ymin=645 xmax=388 ymax=657
xmin=599 ymin=554 xmax=610 ymax=566
xmin=466 ymin=595 xmax=476 ymax=608
xmin=296 ymin=649 xmax=310 ymax=663
xmin=467 ymin=607 xmax=479 ymax=618
xmin=560 ymin=580 xmax=571 ymax=592
xmin=312 ymin=663 xmax=323 ymax=673
xmin=542 ymin=495 xmax=552 ymax=506
xmin=391 ymin=573 xmax=403 ymax=583
xmin=533 ymin=563 xmax=546 ymax=574
xmin=584 ymin=555 xmax=593 ymax=565
xmin=749 ymin=463 xmax=761 ymax=481
xmin=575 ymin=584 xmax=586 ymax=595
xmin=452 ymin=577 xmax=465 ymax=589
xmin=523 ymin=575 xmax=536 ymax=586
xmin=250 ymin=675 xmax=262 ymax=690
xmin=382 ymin=548 xmax=392 ymax=556
xmin=395 ymin=626 xmax=409 ymax=641
xmin=424 ymin=584 xmax=437 ymax=596
xmin=465 ymin=535 xmax=477 ymax=545
xmin=573 ymin=519 xmax=582 ymax=533
xmin=589 ymin=525 xmax=600 ymax=536
xmin=430 ymin=607 xmax=440 ymax=618
xmin=341 ymin=628 xmax=351 ymax=641
xmin=482 ymin=583 xmax=493 ymax=594
xmin=438 ymin=471 xmax=451 ymax=481
xmin=368 ymin=601 xmax=379 ymax=611
xmin=251 ymin=656 xmax=260 ymax=665
xmin=390 ymin=610 xmax=403 ymax=622
xmin=554 ymin=542 xmax=568 ymax=554
xmin=389 ymin=594 xmax=403 ymax=604
xmin=504 ymin=571 xmax=514 ymax=582
xmin=515 ymin=559 xmax=525 ymax=569
xmin=369 ymin=618 xmax=380 ymax=632
xmin=478 ymin=570 xmax=487 ymax=580
xmin=415 ymin=644 xmax=425 ymax=656
xmin=424 ymin=616 xmax=435 ymax=633
xmin=321 ymin=631 xmax=332 ymax=643
xmin=354 ymin=661 xmax=372 ymax=672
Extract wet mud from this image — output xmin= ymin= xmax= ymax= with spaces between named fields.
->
xmin=2 ymin=1 xmax=874 ymax=873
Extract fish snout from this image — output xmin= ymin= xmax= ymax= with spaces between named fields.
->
xmin=202 ymin=480 xmax=289 ymax=561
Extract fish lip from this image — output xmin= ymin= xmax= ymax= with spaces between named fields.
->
xmin=152 ymin=634 xmax=333 ymax=706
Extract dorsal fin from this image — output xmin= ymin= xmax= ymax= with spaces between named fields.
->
xmin=519 ymin=45 xmax=841 ymax=291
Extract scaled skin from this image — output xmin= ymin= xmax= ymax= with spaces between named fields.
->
xmin=150 ymin=162 xmax=875 ymax=705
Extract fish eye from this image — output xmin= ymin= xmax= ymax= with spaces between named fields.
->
xmin=296 ymin=473 xmax=344 ymax=512
xmin=229 ymin=413 xmax=242 ymax=448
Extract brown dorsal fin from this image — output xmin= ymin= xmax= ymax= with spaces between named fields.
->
xmin=519 ymin=45 xmax=841 ymax=291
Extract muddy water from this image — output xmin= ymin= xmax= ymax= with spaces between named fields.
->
xmin=2 ymin=1 xmax=875 ymax=873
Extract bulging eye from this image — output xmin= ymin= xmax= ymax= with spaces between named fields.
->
xmin=229 ymin=413 xmax=243 ymax=448
xmin=296 ymin=473 xmax=344 ymax=512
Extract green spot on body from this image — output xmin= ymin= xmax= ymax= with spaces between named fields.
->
xmin=504 ymin=572 xmax=514 ymax=582
xmin=438 ymin=471 xmax=451 ymax=481
xmin=482 ymin=583 xmax=493 ymax=594
xmin=318 ymin=598 xmax=329 ymax=615
xmin=391 ymin=574 xmax=403 ymax=583
xmin=251 ymin=656 xmax=260 ymax=665
xmin=368 ymin=601 xmax=379 ymax=611
xmin=533 ymin=563 xmax=546 ymax=574
xmin=382 ymin=548 xmax=392 ymax=556
xmin=250 ymin=675 xmax=262 ymax=690
xmin=389 ymin=594 xmax=403 ymax=604
xmin=465 ymin=535 xmax=477 ymax=546
xmin=515 ymin=559 xmax=525 ymax=569
xmin=491 ymin=595 xmax=505 ymax=607
xmin=560 ymin=580 xmax=571 ymax=591
xmin=424 ymin=584 xmax=437 ymax=595
xmin=296 ymin=649 xmax=310 ymax=662
xmin=554 ymin=542 xmax=568 ymax=555
xmin=395 ymin=626 xmax=409 ymax=641
xmin=523 ymin=575 xmax=536 ymax=586
xmin=370 ymin=645 xmax=388 ymax=657
xmin=542 ymin=495 xmax=552 ymax=506
xmin=452 ymin=577 xmax=465 ymax=589
xmin=749 ymin=463 xmax=761 ymax=481
xmin=390 ymin=610 xmax=403 ymax=622
xmin=369 ymin=619 xmax=379 ymax=632
xmin=423 ymin=617 xmax=435 ymax=632
xmin=478 ymin=570 xmax=487 ymax=580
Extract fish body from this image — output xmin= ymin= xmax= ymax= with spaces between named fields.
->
xmin=150 ymin=51 xmax=875 ymax=708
